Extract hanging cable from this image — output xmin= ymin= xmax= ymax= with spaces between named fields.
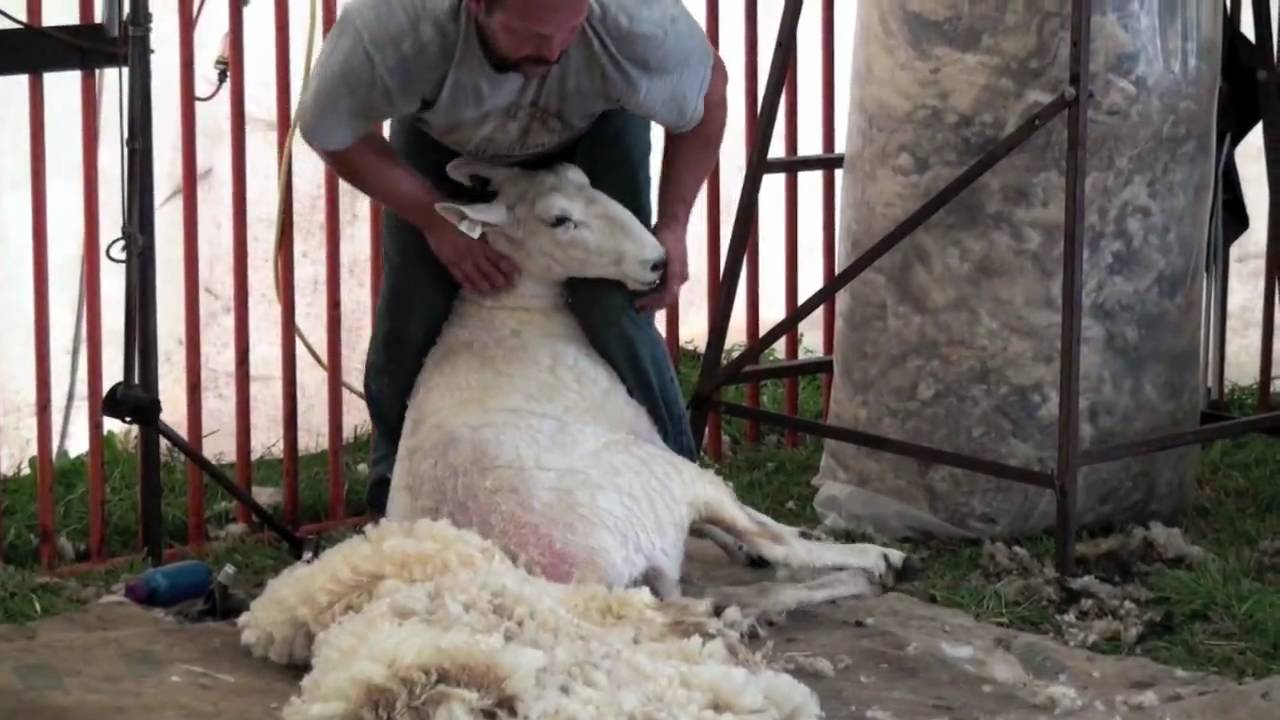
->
xmin=195 ymin=34 xmax=229 ymax=102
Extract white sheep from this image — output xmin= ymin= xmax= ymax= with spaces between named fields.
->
xmin=239 ymin=159 xmax=919 ymax=718
xmin=384 ymin=158 xmax=916 ymax=602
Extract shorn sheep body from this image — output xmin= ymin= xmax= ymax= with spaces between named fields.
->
xmin=239 ymin=160 xmax=918 ymax=718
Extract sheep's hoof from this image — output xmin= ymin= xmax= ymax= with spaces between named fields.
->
xmin=890 ymin=554 xmax=924 ymax=585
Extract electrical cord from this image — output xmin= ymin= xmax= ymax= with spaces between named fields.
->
xmin=271 ymin=0 xmax=366 ymax=400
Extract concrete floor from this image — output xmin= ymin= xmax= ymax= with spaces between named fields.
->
xmin=4 ymin=540 xmax=1278 ymax=720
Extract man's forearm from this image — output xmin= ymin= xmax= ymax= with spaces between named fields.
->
xmin=316 ymin=132 xmax=450 ymax=234
xmin=655 ymin=56 xmax=729 ymax=232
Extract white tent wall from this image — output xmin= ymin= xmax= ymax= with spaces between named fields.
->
xmin=0 ymin=0 xmax=1275 ymax=475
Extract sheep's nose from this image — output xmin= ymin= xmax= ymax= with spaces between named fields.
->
xmin=650 ymin=258 xmax=667 ymax=274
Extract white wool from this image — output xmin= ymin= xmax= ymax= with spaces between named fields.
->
xmin=243 ymin=518 xmax=822 ymax=719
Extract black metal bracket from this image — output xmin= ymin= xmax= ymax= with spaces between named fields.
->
xmin=0 ymin=23 xmax=126 ymax=76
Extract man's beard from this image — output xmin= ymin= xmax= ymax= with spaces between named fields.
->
xmin=476 ymin=21 xmax=562 ymax=75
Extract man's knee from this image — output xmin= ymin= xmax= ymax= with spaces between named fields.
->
xmin=564 ymin=277 xmax=648 ymax=332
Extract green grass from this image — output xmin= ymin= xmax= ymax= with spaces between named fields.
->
xmin=2 ymin=343 xmax=1277 ymax=682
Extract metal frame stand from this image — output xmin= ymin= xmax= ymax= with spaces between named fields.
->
xmin=108 ymin=0 xmax=311 ymax=565
xmin=2 ymin=1 xmax=311 ymax=567
xmin=689 ymin=0 xmax=1280 ymax=576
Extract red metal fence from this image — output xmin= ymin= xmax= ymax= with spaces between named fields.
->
xmin=3 ymin=0 xmax=841 ymax=571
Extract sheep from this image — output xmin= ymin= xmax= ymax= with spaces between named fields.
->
xmin=381 ymin=158 xmax=916 ymax=603
xmin=238 ymin=158 xmax=919 ymax=718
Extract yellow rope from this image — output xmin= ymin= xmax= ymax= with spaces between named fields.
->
xmin=271 ymin=0 xmax=366 ymax=401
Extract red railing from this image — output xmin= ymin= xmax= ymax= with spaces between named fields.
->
xmin=4 ymin=0 xmax=841 ymax=571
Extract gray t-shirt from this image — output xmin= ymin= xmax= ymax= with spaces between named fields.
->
xmin=296 ymin=0 xmax=716 ymax=163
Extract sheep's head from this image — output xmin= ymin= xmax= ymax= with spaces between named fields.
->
xmin=434 ymin=158 xmax=668 ymax=292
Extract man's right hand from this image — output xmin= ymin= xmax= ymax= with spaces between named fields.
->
xmin=422 ymin=220 xmax=520 ymax=295
xmin=309 ymin=131 xmax=521 ymax=295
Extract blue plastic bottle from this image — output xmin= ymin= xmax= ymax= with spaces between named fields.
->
xmin=124 ymin=560 xmax=214 ymax=607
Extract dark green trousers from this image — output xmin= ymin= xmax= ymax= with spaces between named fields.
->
xmin=364 ymin=110 xmax=697 ymax=514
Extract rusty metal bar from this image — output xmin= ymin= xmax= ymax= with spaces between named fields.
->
xmin=821 ymin=0 xmax=836 ymax=416
xmin=27 ymin=0 xmax=57 ymax=570
xmin=80 ymin=0 xmax=108 ymax=564
xmin=323 ymin=0 xmax=346 ymax=521
xmin=151 ymin=419 xmax=307 ymax=559
xmin=783 ymin=39 xmax=799 ymax=447
xmin=1054 ymin=0 xmax=1092 ymax=577
xmin=704 ymin=0 xmax=723 ymax=461
xmin=697 ymin=90 xmax=1072 ymax=400
xmin=228 ymin=0 xmax=253 ymax=525
xmin=371 ymin=125 xmax=385 ymax=323
xmin=689 ymin=0 xmax=805 ymax=451
xmin=1256 ymin=0 xmax=1279 ymax=411
xmin=764 ymin=153 xmax=843 ymax=174
xmin=177 ymin=0 xmax=206 ymax=550
xmin=743 ymin=0 xmax=763 ymax=444
xmin=728 ymin=356 xmax=832 ymax=385
xmin=1083 ymin=411 xmax=1280 ymax=466
xmin=273 ymin=0 xmax=301 ymax=529
xmin=713 ymin=401 xmax=1056 ymax=489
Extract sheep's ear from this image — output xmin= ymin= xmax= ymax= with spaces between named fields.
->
xmin=445 ymin=158 xmax=519 ymax=192
xmin=434 ymin=201 xmax=509 ymax=238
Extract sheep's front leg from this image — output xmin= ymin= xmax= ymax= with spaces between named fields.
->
xmin=742 ymin=506 xmax=919 ymax=586
xmin=703 ymin=500 xmax=920 ymax=587
xmin=708 ymin=569 xmax=882 ymax=617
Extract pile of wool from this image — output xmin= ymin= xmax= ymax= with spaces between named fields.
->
xmin=238 ymin=519 xmax=822 ymax=719
xmin=978 ymin=521 xmax=1211 ymax=651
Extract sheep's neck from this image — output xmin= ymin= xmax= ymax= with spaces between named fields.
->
xmin=460 ymin=277 xmax=567 ymax=312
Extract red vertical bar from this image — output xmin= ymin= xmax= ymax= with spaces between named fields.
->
xmin=371 ymin=126 xmax=384 ymax=313
xmin=177 ymin=0 xmax=206 ymax=548
xmin=81 ymin=0 xmax=107 ymax=562
xmin=665 ymin=307 xmax=680 ymax=361
xmin=275 ymin=0 xmax=301 ymax=529
xmin=228 ymin=0 xmax=253 ymax=524
xmin=744 ymin=0 xmax=761 ymax=444
xmin=821 ymin=0 xmax=836 ymax=417
xmin=704 ymin=0 xmax=723 ymax=462
xmin=783 ymin=40 xmax=799 ymax=447
xmin=369 ymin=127 xmax=383 ymax=459
xmin=323 ymin=0 xmax=346 ymax=521
xmin=28 ymin=0 xmax=56 ymax=570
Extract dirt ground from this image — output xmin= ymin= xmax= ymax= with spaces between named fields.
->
xmin=3 ymin=540 xmax=1278 ymax=720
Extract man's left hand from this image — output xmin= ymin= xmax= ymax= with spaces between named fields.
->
xmin=635 ymin=223 xmax=689 ymax=312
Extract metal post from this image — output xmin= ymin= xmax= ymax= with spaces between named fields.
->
xmin=1054 ymin=0 xmax=1092 ymax=577
xmin=1254 ymin=0 xmax=1280 ymax=411
xmin=125 ymin=0 xmax=164 ymax=567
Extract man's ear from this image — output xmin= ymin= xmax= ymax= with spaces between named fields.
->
xmin=434 ymin=201 xmax=509 ymax=238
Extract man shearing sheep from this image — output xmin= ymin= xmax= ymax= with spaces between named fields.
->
xmin=294 ymin=0 xmax=729 ymax=517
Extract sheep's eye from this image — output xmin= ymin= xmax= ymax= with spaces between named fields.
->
xmin=548 ymin=215 xmax=575 ymax=229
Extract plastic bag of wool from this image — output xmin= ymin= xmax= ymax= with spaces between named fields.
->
xmin=813 ymin=0 xmax=1221 ymax=540
xmin=237 ymin=519 xmax=823 ymax=719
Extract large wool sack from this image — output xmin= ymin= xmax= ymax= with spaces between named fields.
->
xmin=813 ymin=1 xmax=1222 ymax=539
